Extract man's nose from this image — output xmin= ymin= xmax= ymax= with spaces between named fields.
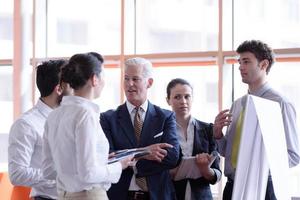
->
xmin=238 ymin=64 xmax=243 ymax=71
xmin=126 ymin=79 xmax=134 ymax=86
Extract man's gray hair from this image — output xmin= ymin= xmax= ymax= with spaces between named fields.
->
xmin=124 ymin=57 xmax=153 ymax=78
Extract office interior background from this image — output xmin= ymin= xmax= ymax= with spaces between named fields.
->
xmin=1 ymin=0 xmax=300 ymax=198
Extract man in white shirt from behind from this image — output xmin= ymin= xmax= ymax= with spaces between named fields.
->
xmin=8 ymin=60 xmax=70 ymax=200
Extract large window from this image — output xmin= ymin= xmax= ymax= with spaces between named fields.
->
xmin=0 ymin=66 xmax=12 ymax=172
xmin=0 ymin=66 xmax=13 ymax=134
xmin=0 ymin=0 xmax=13 ymax=172
xmin=94 ymin=67 xmax=121 ymax=112
xmin=125 ymin=0 xmax=219 ymax=54
xmin=0 ymin=0 xmax=13 ymax=59
xmin=223 ymin=0 xmax=300 ymax=50
xmin=47 ymin=0 xmax=121 ymax=57
xmin=2 ymin=0 xmax=300 ymax=198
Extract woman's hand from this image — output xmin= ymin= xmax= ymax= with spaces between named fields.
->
xmin=195 ymin=153 xmax=215 ymax=181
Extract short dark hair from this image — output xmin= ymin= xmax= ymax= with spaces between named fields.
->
xmin=166 ymin=78 xmax=193 ymax=99
xmin=61 ymin=52 xmax=104 ymax=90
xmin=36 ymin=59 xmax=67 ymax=97
xmin=236 ymin=40 xmax=275 ymax=73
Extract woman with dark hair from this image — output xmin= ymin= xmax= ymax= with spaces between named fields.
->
xmin=166 ymin=78 xmax=222 ymax=200
xmin=42 ymin=52 xmax=132 ymax=200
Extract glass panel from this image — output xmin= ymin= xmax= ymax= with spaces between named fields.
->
xmin=149 ymin=65 xmax=219 ymax=122
xmin=35 ymin=0 xmax=47 ymax=58
xmin=94 ymin=67 xmax=121 ymax=112
xmin=47 ymin=0 xmax=121 ymax=57
xmin=126 ymin=0 xmax=218 ymax=54
xmin=0 ymin=0 xmax=13 ymax=59
xmin=233 ymin=0 xmax=300 ymax=49
xmin=0 ymin=66 xmax=13 ymax=134
xmin=0 ymin=68 xmax=11 ymax=170
xmin=233 ymin=61 xmax=300 ymax=196
xmin=223 ymin=0 xmax=233 ymax=50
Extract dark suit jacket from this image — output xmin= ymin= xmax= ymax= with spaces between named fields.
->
xmin=100 ymin=102 xmax=180 ymax=200
xmin=173 ymin=119 xmax=221 ymax=200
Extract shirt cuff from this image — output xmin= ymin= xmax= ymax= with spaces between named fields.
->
xmin=108 ymin=161 xmax=123 ymax=183
xmin=131 ymin=160 xmax=138 ymax=174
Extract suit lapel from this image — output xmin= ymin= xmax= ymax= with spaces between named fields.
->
xmin=192 ymin=120 xmax=204 ymax=155
xmin=140 ymin=102 xmax=156 ymax=145
xmin=117 ymin=104 xmax=138 ymax=146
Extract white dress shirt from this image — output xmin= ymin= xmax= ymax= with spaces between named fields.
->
xmin=176 ymin=117 xmax=194 ymax=200
xmin=42 ymin=96 xmax=122 ymax=193
xmin=8 ymin=99 xmax=57 ymax=199
xmin=126 ymin=100 xmax=148 ymax=191
xmin=176 ymin=117 xmax=195 ymax=157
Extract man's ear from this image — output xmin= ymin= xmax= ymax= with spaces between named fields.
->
xmin=55 ymin=84 xmax=63 ymax=96
xmin=147 ymin=78 xmax=153 ymax=88
xmin=260 ymin=59 xmax=269 ymax=71
xmin=91 ymin=74 xmax=99 ymax=86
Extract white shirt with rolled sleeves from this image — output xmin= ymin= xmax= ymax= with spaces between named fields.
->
xmin=8 ymin=99 xmax=57 ymax=199
xmin=42 ymin=96 xmax=122 ymax=193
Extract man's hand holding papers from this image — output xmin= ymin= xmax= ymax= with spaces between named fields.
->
xmin=108 ymin=147 xmax=150 ymax=164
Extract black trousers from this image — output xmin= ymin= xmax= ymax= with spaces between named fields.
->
xmin=127 ymin=191 xmax=150 ymax=200
xmin=223 ymin=176 xmax=277 ymax=200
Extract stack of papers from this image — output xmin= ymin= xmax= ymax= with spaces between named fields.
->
xmin=173 ymin=155 xmax=216 ymax=181
xmin=108 ymin=148 xmax=150 ymax=164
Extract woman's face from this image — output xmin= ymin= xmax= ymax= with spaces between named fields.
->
xmin=94 ymin=71 xmax=105 ymax=99
xmin=167 ymin=83 xmax=193 ymax=118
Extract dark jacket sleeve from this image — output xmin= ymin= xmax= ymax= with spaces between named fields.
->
xmin=136 ymin=110 xmax=180 ymax=176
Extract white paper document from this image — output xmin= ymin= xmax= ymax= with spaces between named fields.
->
xmin=173 ymin=155 xmax=216 ymax=181
xmin=232 ymin=95 xmax=290 ymax=200
xmin=108 ymin=148 xmax=150 ymax=164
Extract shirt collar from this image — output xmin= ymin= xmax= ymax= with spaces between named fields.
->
xmin=126 ymin=100 xmax=148 ymax=114
xmin=190 ymin=117 xmax=196 ymax=126
xmin=176 ymin=116 xmax=196 ymax=128
xmin=36 ymin=98 xmax=53 ymax=118
xmin=248 ymin=82 xmax=271 ymax=97
xmin=61 ymin=96 xmax=100 ymax=113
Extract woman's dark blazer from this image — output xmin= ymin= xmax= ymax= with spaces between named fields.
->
xmin=173 ymin=119 xmax=221 ymax=200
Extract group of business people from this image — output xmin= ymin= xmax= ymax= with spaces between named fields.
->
xmin=7 ymin=39 xmax=300 ymax=200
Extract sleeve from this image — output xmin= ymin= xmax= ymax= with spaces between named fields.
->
xmin=281 ymin=101 xmax=300 ymax=167
xmin=42 ymin=121 xmax=57 ymax=185
xmin=207 ymin=123 xmax=222 ymax=184
xmin=76 ymin=112 xmax=122 ymax=184
xmin=136 ymin=112 xmax=180 ymax=176
xmin=8 ymin=119 xmax=54 ymax=188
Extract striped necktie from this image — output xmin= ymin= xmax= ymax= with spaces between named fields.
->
xmin=134 ymin=107 xmax=143 ymax=143
xmin=134 ymin=107 xmax=148 ymax=191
